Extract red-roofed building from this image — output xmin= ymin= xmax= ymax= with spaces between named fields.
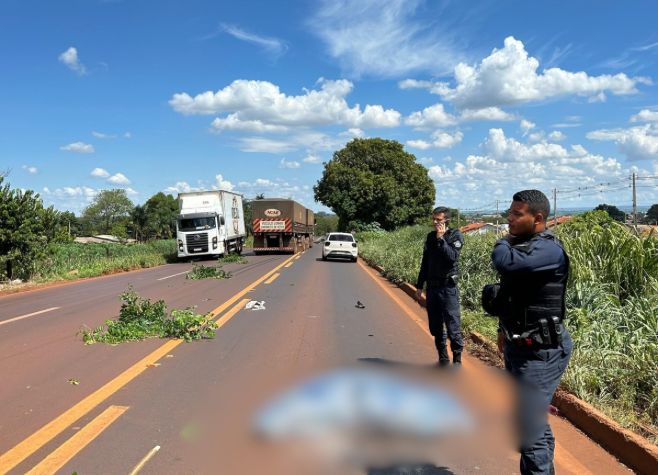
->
xmin=547 ymin=216 xmax=573 ymax=228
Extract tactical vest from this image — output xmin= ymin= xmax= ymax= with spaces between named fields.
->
xmin=498 ymin=233 xmax=569 ymax=338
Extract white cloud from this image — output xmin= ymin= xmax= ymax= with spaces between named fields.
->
xmin=406 ymin=140 xmax=432 ymax=150
xmin=587 ymin=123 xmax=658 ymax=161
xmin=303 ymin=154 xmax=322 ymax=164
xmin=22 ymin=165 xmax=38 ymax=174
xmin=91 ymin=167 xmax=110 ymax=178
xmin=235 ymin=177 xmax=313 ymax=204
xmin=548 ymin=131 xmax=566 ymax=141
xmin=108 ymin=173 xmax=131 ymax=185
xmin=60 ymin=142 xmax=95 ymax=153
xmin=434 ymin=36 xmax=650 ymax=109
xmin=520 ymin=119 xmax=535 ymax=135
xmin=407 ymin=130 xmax=463 ymax=150
xmin=124 ymin=132 xmax=132 ymax=138
xmin=170 ymin=78 xmax=400 ymax=129
xmin=309 ymin=0 xmax=464 ymax=78
xmin=459 ymin=107 xmax=515 ymax=122
xmin=405 ymin=103 xmax=457 ymax=128
xmin=239 ymin=130 xmax=351 ymax=154
xmin=92 ymin=131 xmax=115 ymax=139
xmin=211 ymin=116 xmax=288 ymax=133
xmin=213 ymin=174 xmax=234 ymax=191
xmin=279 ymin=159 xmax=301 ymax=169
xmin=221 ymin=24 xmax=287 ymax=57
xmin=164 ymin=181 xmax=196 ymax=194
xmin=630 ymin=109 xmax=658 ymax=123
xmin=58 ymin=47 xmax=87 ymax=75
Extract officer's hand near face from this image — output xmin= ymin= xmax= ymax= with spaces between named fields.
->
xmin=435 ymin=221 xmax=446 ymax=238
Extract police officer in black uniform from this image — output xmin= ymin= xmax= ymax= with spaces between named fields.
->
xmin=484 ymin=190 xmax=573 ymax=475
xmin=415 ymin=207 xmax=465 ymax=367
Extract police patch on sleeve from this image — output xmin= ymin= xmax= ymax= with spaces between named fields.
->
xmin=453 ymin=240 xmax=462 ymax=249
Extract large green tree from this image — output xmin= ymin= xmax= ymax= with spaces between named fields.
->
xmin=314 ymin=138 xmax=435 ymax=230
xmin=594 ymin=203 xmax=625 ymax=222
xmin=0 ymin=176 xmax=54 ymax=279
xmin=143 ymin=192 xmax=178 ymax=239
xmin=644 ymin=203 xmax=658 ymax=224
xmin=82 ymin=189 xmax=134 ymax=235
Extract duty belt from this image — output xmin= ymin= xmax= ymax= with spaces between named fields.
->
xmin=427 ymin=276 xmax=457 ymax=288
xmin=503 ymin=316 xmax=564 ymax=348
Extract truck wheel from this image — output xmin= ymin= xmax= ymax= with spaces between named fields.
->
xmin=235 ymin=240 xmax=243 ymax=255
xmin=352 ymin=256 xmax=358 ymax=263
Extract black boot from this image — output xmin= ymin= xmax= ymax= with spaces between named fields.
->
xmin=453 ymin=352 xmax=462 ymax=367
xmin=437 ymin=346 xmax=450 ymax=368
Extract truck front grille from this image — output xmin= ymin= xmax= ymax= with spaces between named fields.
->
xmin=186 ymin=233 xmax=209 ymax=253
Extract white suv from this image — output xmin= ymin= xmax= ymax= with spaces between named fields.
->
xmin=322 ymin=233 xmax=358 ymax=262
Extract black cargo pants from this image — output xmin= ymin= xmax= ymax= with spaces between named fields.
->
xmin=425 ymin=285 xmax=464 ymax=356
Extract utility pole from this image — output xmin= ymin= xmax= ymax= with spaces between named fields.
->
xmin=632 ymin=172 xmax=637 ymax=225
xmin=553 ymin=188 xmax=558 ymax=227
xmin=495 ymin=200 xmax=499 ymax=232
xmin=456 ymin=208 xmax=460 ymax=228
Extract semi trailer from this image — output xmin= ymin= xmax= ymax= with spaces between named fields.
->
xmin=251 ymin=198 xmax=315 ymax=254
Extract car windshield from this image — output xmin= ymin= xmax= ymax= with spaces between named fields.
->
xmin=328 ymin=234 xmax=354 ymax=242
xmin=179 ymin=216 xmax=216 ymax=231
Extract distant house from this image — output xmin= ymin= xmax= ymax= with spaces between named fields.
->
xmin=460 ymin=222 xmax=508 ymax=235
xmin=547 ymin=216 xmax=573 ymax=228
xmin=74 ymin=235 xmax=137 ymax=244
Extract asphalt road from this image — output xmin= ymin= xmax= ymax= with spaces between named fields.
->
xmin=0 ymin=249 xmax=632 ymax=474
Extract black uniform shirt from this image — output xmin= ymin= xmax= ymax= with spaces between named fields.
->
xmin=416 ymin=228 xmax=464 ymax=290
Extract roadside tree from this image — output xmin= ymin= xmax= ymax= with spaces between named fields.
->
xmin=82 ymin=189 xmax=134 ymax=235
xmin=594 ymin=203 xmax=625 ymax=222
xmin=314 ymin=138 xmax=435 ymax=230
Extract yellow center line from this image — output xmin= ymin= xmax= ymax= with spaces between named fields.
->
xmin=284 ymin=262 xmax=293 ymax=268
xmin=216 ymin=299 xmax=250 ymax=327
xmin=0 ymin=253 xmax=297 ymax=474
xmin=264 ymin=273 xmax=280 ymax=285
xmin=26 ymin=405 xmax=129 ymax=475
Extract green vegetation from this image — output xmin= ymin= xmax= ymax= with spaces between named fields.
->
xmin=314 ymin=138 xmax=435 ymax=231
xmin=81 ymin=289 xmax=217 ymax=344
xmin=217 ymin=253 xmax=248 ymax=264
xmin=186 ymin=264 xmax=232 ymax=280
xmin=32 ymin=240 xmax=176 ymax=281
xmin=358 ymin=212 xmax=658 ymax=439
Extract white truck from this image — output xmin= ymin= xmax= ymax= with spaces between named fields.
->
xmin=176 ymin=190 xmax=246 ymax=259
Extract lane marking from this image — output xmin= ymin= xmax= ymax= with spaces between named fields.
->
xmin=0 ymin=253 xmax=296 ymax=474
xmin=157 ymin=270 xmax=190 ymax=281
xmin=0 ymin=307 xmax=61 ymax=326
xmin=294 ymin=255 xmax=302 ymax=260
xmin=264 ymin=273 xmax=280 ymax=285
xmin=128 ymin=445 xmax=161 ymax=475
xmin=284 ymin=262 xmax=293 ymax=268
xmin=26 ymin=405 xmax=129 ymax=475
xmin=216 ymin=299 xmax=250 ymax=327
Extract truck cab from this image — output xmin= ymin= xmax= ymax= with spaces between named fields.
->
xmin=176 ymin=191 xmax=245 ymax=259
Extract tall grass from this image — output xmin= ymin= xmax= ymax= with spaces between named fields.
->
xmin=33 ymin=240 xmax=177 ymax=281
xmin=358 ymin=216 xmax=658 ymax=438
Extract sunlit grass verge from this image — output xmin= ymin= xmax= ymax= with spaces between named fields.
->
xmin=81 ymin=288 xmax=217 ymax=344
xmin=358 ymin=215 xmax=658 ymax=441
xmin=186 ymin=264 xmax=232 ymax=280
xmin=33 ymin=240 xmax=177 ymax=282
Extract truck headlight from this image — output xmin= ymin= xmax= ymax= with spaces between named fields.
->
xmin=178 ymin=239 xmax=183 ymax=251
xmin=212 ymin=236 xmax=218 ymax=249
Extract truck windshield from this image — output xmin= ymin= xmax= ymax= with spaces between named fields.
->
xmin=178 ymin=216 xmax=216 ymax=231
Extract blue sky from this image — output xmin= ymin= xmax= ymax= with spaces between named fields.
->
xmin=2 ymin=0 xmax=658 ymax=214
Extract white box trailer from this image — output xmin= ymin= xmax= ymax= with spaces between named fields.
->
xmin=176 ymin=190 xmax=246 ymax=258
